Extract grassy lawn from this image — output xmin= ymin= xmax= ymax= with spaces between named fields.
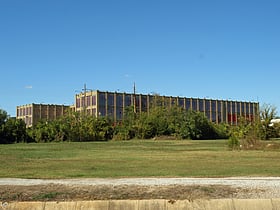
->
xmin=0 ymin=140 xmax=280 ymax=178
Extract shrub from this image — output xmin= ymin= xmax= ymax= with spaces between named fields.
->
xmin=228 ymin=135 xmax=240 ymax=150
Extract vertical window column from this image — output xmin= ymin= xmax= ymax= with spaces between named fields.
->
xmin=147 ymin=94 xmax=150 ymax=114
xmin=122 ymin=93 xmax=125 ymax=119
xmin=209 ymin=100 xmax=212 ymax=122
xmin=225 ymin=101 xmax=228 ymax=124
xmin=114 ymin=92 xmax=117 ymax=122
xmin=203 ymin=99 xmax=206 ymax=116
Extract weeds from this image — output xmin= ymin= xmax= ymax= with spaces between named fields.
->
xmin=32 ymin=192 xmax=61 ymax=201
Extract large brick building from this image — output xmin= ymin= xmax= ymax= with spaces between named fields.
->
xmin=75 ymin=90 xmax=259 ymax=125
xmin=16 ymin=89 xmax=259 ymax=127
xmin=16 ymin=104 xmax=70 ymax=127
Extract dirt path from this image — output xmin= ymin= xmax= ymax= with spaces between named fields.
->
xmin=1 ymin=177 xmax=280 ymax=201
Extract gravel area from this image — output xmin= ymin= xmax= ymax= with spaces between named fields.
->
xmin=1 ymin=177 xmax=280 ymax=200
xmin=1 ymin=177 xmax=280 ymax=188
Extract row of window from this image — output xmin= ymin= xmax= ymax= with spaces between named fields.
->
xmin=95 ymin=106 xmax=256 ymax=123
xmin=76 ymin=96 xmax=96 ymax=108
xmin=74 ymin=93 xmax=258 ymax=123
xmin=17 ymin=107 xmax=32 ymax=116
xmin=96 ymin=94 xmax=257 ymax=115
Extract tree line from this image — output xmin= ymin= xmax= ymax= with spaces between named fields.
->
xmin=0 ymin=103 xmax=279 ymax=144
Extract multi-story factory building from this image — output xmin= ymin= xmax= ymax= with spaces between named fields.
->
xmin=16 ymin=104 xmax=70 ymax=127
xmin=75 ymin=90 xmax=259 ymax=125
xmin=16 ymin=89 xmax=259 ymax=127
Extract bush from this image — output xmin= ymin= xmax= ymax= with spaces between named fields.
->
xmin=228 ymin=117 xmax=262 ymax=150
xmin=228 ymin=135 xmax=240 ymax=150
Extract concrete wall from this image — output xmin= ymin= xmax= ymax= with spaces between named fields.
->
xmin=1 ymin=199 xmax=280 ymax=210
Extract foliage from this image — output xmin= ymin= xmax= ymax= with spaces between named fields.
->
xmin=213 ymin=123 xmax=230 ymax=139
xmin=0 ymin=109 xmax=28 ymax=144
xmin=113 ymin=103 xmax=225 ymax=140
xmin=0 ymin=109 xmax=8 ymax=126
xmin=113 ymin=106 xmax=136 ymax=140
xmin=29 ymin=111 xmax=114 ymax=142
xmin=2 ymin=118 xmax=28 ymax=143
xmin=228 ymin=116 xmax=262 ymax=150
xmin=259 ymin=104 xmax=278 ymax=140
xmin=227 ymin=104 xmax=279 ymax=150
xmin=271 ymin=122 xmax=280 ymax=138
xmin=3 ymin=102 xmax=278 ymax=143
xmin=228 ymin=135 xmax=240 ymax=150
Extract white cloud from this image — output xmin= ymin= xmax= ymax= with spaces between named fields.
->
xmin=25 ymin=85 xmax=33 ymax=89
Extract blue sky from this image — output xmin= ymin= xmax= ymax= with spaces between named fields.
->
xmin=1 ymin=0 xmax=280 ymax=116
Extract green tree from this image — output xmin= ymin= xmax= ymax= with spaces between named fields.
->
xmin=166 ymin=106 xmax=190 ymax=139
xmin=29 ymin=111 xmax=115 ymax=142
xmin=3 ymin=118 xmax=27 ymax=143
xmin=0 ymin=109 xmax=8 ymax=126
xmin=84 ymin=115 xmax=113 ymax=141
xmin=114 ymin=101 xmax=225 ymax=140
xmin=260 ymin=104 xmax=278 ymax=140
xmin=0 ymin=109 xmax=28 ymax=144
xmin=228 ymin=116 xmax=262 ymax=150
xmin=113 ymin=109 xmax=135 ymax=140
xmin=30 ymin=121 xmax=51 ymax=143
xmin=184 ymin=110 xmax=217 ymax=140
xmin=0 ymin=109 xmax=8 ymax=143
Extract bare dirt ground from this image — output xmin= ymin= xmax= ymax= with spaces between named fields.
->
xmin=0 ymin=178 xmax=279 ymax=202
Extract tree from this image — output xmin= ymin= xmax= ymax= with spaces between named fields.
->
xmin=0 ymin=109 xmax=8 ymax=126
xmin=260 ymin=104 xmax=278 ymax=140
xmin=28 ymin=110 xmax=114 ymax=142
xmin=0 ymin=109 xmax=8 ymax=143
xmin=0 ymin=109 xmax=28 ymax=144
xmin=2 ymin=118 xmax=27 ymax=143
xmin=183 ymin=110 xmax=218 ymax=140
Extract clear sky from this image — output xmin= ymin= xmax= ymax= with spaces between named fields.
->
xmin=1 ymin=0 xmax=280 ymax=117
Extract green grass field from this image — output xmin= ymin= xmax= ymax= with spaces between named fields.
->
xmin=1 ymin=140 xmax=280 ymax=178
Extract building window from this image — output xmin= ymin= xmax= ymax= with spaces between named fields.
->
xmin=76 ymin=98 xmax=80 ymax=108
xmin=108 ymin=94 xmax=114 ymax=106
xmin=186 ymin=98 xmax=191 ymax=110
xmin=81 ymin=97 xmax=85 ymax=108
xmin=141 ymin=95 xmax=147 ymax=111
xmin=210 ymin=100 xmax=215 ymax=113
xmin=199 ymin=99 xmax=204 ymax=111
xmin=92 ymin=95 xmax=96 ymax=106
xmin=99 ymin=93 xmax=106 ymax=106
xmin=245 ymin=103 xmax=250 ymax=114
xmin=233 ymin=102 xmax=237 ymax=114
xmin=249 ymin=103 xmax=254 ymax=115
xmin=125 ymin=95 xmax=131 ymax=106
xmin=192 ymin=99 xmax=197 ymax=111
xmin=205 ymin=100 xmax=210 ymax=112
xmin=86 ymin=96 xmax=91 ymax=107
xmin=178 ymin=98 xmax=184 ymax=108
xmin=117 ymin=95 xmax=123 ymax=107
